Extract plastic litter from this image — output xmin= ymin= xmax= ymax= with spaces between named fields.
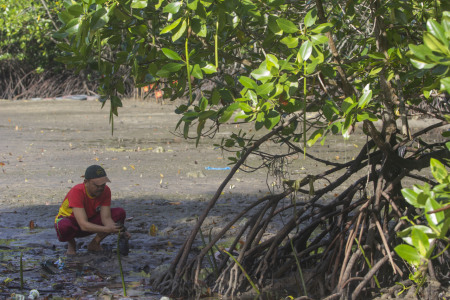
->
xmin=28 ymin=289 xmax=39 ymax=299
xmin=41 ymin=259 xmax=59 ymax=274
xmin=204 ymin=166 xmax=231 ymax=170
xmin=54 ymin=257 xmax=64 ymax=270
xmin=67 ymin=95 xmax=87 ymax=100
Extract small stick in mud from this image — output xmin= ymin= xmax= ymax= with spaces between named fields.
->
xmin=117 ymin=230 xmax=127 ymax=297
xmin=20 ymin=251 xmax=24 ymax=290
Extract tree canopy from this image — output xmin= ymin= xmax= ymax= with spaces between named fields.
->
xmin=55 ymin=0 xmax=450 ymax=298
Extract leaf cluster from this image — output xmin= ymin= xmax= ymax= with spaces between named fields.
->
xmin=0 ymin=0 xmax=63 ymax=69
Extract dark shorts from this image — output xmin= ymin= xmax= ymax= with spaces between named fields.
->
xmin=54 ymin=207 xmax=126 ymax=242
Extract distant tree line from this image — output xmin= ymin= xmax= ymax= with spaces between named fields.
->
xmin=0 ymin=0 xmax=134 ymax=99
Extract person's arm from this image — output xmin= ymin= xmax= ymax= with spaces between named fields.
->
xmin=99 ymin=205 xmax=117 ymax=228
xmin=72 ymin=207 xmax=119 ymax=233
xmin=101 ymin=205 xmax=131 ymax=238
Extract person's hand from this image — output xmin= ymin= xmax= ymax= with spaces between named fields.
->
xmin=104 ymin=223 xmax=122 ymax=233
xmin=115 ymin=222 xmax=125 ymax=231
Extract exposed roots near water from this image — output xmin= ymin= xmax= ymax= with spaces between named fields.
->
xmin=0 ymin=60 xmax=134 ymax=100
xmin=154 ymin=111 xmax=450 ymax=299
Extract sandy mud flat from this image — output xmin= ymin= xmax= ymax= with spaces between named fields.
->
xmin=0 ymin=99 xmax=445 ymax=298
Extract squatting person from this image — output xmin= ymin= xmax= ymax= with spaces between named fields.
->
xmin=54 ymin=165 xmax=130 ymax=255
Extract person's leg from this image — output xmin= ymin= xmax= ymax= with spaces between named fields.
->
xmin=87 ymin=233 xmax=108 ymax=251
xmin=55 ymin=217 xmax=87 ymax=255
xmin=86 ymin=207 xmax=126 ymax=251
xmin=67 ymin=239 xmax=77 ymax=255
xmin=111 ymin=207 xmax=126 ymax=223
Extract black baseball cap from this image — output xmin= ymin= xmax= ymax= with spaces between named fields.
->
xmin=85 ymin=165 xmax=111 ymax=184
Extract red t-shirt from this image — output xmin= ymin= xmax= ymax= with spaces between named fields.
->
xmin=55 ymin=183 xmax=111 ymax=222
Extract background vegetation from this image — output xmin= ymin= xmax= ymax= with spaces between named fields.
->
xmin=0 ymin=0 xmax=117 ymax=99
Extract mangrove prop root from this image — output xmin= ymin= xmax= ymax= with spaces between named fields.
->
xmin=153 ymin=103 xmax=449 ymax=298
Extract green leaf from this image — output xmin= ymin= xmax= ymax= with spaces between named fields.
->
xmin=356 ymin=112 xmax=378 ymax=122
xmin=427 ymin=19 xmax=449 ymax=47
xmin=239 ymin=102 xmax=253 ymax=113
xmin=368 ymin=52 xmax=385 ymax=60
xmin=341 ymin=97 xmax=356 ymax=115
xmin=397 ymin=225 xmax=435 ymax=240
xmin=211 ymin=88 xmax=220 ymax=105
xmin=200 ymin=63 xmax=216 ymax=74
xmin=423 ymin=32 xmax=448 ymax=53
xmin=172 ymin=19 xmax=187 ymax=42
xmin=162 ymin=48 xmax=182 ymax=60
xmin=251 ymin=68 xmax=272 ymax=81
xmin=198 ymin=110 xmax=216 ymax=120
xmin=191 ymin=64 xmax=203 ymax=79
xmin=239 ymin=76 xmax=257 ymax=89
xmin=430 ymin=158 xmax=448 ymax=184
xmin=440 ymin=77 xmax=450 ymax=94
xmin=342 ymin=114 xmax=354 ymax=139
xmin=310 ymin=34 xmax=328 ymax=45
xmin=68 ymin=4 xmax=83 ymax=17
xmin=425 ymin=198 xmax=445 ymax=233
xmin=266 ymin=54 xmax=279 ymax=70
xmin=187 ymin=0 xmax=198 ymax=10
xmin=299 ymin=40 xmax=313 ymax=61
xmin=307 ymin=129 xmax=323 ymax=147
xmin=156 ymin=63 xmax=184 ymax=77
xmin=131 ymin=0 xmax=148 ymax=9
xmin=280 ymin=36 xmax=299 ymax=48
xmin=410 ymin=58 xmax=436 ymax=70
xmin=56 ymin=42 xmax=73 ymax=52
xmin=304 ymin=9 xmax=317 ymax=28
xmin=163 ymin=1 xmax=182 ymax=14
xmin=358 ymin=85 xmax=372 ymax=109
xmin=183 ymin=121 xmax=190 ymax=138
xmin=276 ymin=18 xmax=298 ymax=34
xmin=59 ymin=10 xmax=74 ymax=24
xmin=256 ymin=82 xmax=274 ymax=96
xmin=246 ymin=90 xmax=257 ymax=105
xmin=90 ymin=8 xmax=108 ymax=31
xmin=160 ymin=18 xmax=182 ymax=34
xmin=369 ymin=67 xmax=383 ymax=76
xmin=411 ymin=227 xmax=430 ymax=257
xmin=394 ymin=244 xmax=421 ymax=266
xmin=323 ymin=101 xmax=338 ymax=121
xmin=64 ymin=18 xmax=81 ymax=35
xmin=401 ymin=188 xmax=420 ymax=207
xmin=311 ymin=23 xmax=332 ymax=33
xmin=265 ymin=110 xmax=280 ymax=130
xmin=196 ymin=119 xmax=205 ymax=146
xmin=268 ymin=15 xmax=282 ymax=35
xmin=219 ymin=102 xmax=239 ymax=123
xmin=408 ymin=44 xmax=440 ymax=62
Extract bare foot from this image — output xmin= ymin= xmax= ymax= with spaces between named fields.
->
xmin=66 ymin=249 xmax=77 ymax=256
xmin=87 ymin=239 xmax=104 ymax=252
xmin=66 ymin=239 xmax=77 ymax=255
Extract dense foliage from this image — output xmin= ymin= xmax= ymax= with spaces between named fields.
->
xmin=0 ymin=0 xmax=114 ymax=100
xmin=55 ymin=0 xmax=449 ymax=298
xmin=0 ymin=0 xmax=62 ymax=69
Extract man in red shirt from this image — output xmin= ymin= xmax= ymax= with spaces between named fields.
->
xmin=55 ymin=165 xmax=129 ymax=255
